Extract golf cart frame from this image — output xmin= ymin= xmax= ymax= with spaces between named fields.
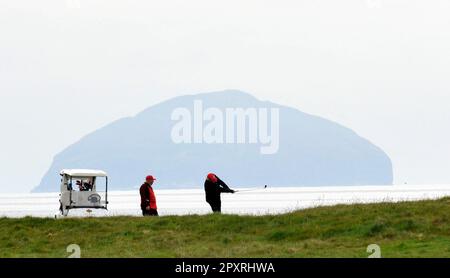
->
xmin=59 ymin=169 xmax=109 ymax=216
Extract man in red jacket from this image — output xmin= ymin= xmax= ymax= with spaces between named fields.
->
xmin=139 ymin=175 xmax=158 ymax=216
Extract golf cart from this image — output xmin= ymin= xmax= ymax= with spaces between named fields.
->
xmin=59 ymin=169 xmax=109 ymax=216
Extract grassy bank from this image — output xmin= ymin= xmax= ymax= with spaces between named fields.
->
xmin=1 ymin=198 xmax=450 ymax=258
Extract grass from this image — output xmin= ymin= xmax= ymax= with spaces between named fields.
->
xmin=1 ymin=198 xmax=450 ymax=258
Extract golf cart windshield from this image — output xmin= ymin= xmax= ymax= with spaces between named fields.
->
xmin=68 ymin=177 xmax=95 ymax=191
xmin=66 ymin=176 xmax=107 ymax=192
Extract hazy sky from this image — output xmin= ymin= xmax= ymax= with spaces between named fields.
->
xmin=1 ymin=0 xmax=450 ymax=193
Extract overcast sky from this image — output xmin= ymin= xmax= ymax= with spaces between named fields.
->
xmin=1 ymin=0 xmax=450 ymax=193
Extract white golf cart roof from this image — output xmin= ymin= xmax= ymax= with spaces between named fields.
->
xmin=60 ymin=169 xmax=108 ymax=177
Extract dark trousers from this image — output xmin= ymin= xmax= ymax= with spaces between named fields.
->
xmin=207 ymin=201 xmax=221 ymax=213
xmin=142 ymin=208 xmax=158 ymax=216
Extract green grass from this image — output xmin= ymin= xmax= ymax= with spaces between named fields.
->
xmin=1 ymin=198 xmax=450 ymax=258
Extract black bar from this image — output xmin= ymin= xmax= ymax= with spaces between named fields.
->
xmin=0 ymin=259 xmax=449 ymax=276
xmin=105 ymin=176 xmax=108 ymax=208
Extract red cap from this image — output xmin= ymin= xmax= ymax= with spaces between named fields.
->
xmin=207 ymin=173 xmax=218 ymax=183
xmin=146 ymin=175 xmax=156 ymax=181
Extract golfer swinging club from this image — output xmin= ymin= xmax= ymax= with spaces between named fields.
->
xmin=204 ymin=173 xmax=235 ymax=213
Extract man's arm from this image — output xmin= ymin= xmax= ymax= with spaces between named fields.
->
xmin=139 ymin=185 xmax=150 ymax=207
xmin=217 ymin=177 xmax=235 ymax=193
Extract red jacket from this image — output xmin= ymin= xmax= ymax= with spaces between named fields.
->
xmin=140 ymin=183 xmax=157 ymax=210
